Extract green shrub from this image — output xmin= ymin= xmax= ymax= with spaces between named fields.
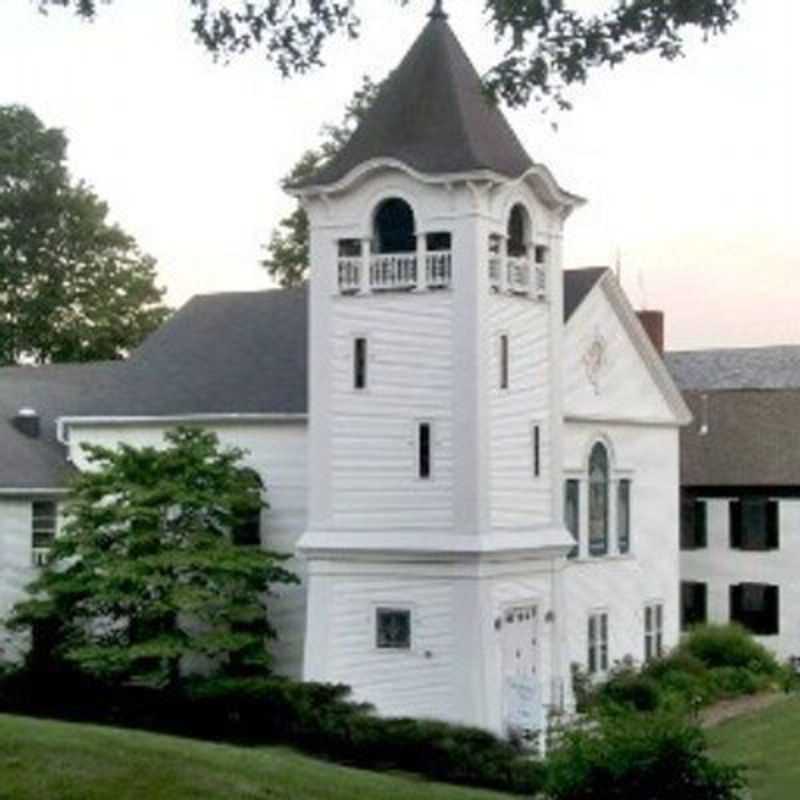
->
xmin=545 ymin=710 xmax=745 ymax=800
xmin=599 ymin=670 xmax=662 ymax=712
xmin=709 ymin=666 xmax=767 ymax=697
xmin=680 ymin=624 xmax=781 ymax=675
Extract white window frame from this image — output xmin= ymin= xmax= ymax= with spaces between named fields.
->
xmin=587 ymin=610 xmax=609 ymax=675
xmin=644 ymin=601 xmax=664 ymax=662
xmin=32 ymin=499 xmax=58 ymax=567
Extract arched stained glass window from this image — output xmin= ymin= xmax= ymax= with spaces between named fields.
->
xmin=588 ymin=443 xmax=609 ymax=556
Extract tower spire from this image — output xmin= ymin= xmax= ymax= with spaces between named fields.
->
xmin=429 ymin=0 xmax=447 ymax=20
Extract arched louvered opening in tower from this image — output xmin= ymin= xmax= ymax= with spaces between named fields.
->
xmin=507 ymin=203 xmax=530 ymax=258
xmin=373 ymin=198 xmax=416 ymax=254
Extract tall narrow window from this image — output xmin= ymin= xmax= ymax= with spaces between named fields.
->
xmin=32 ymin=500 xmax=57 ymax=567
xmin=644 ymin=603 xmax=664 ymax=661
xmin=418 ymin=422 xmax=432 ymax=480
xmin=588 ymin=443 xmax=609 ymax=556
xmin=588 ymin=612 xmax=609 ymax=674
xmin=565 ymin=479 xmax=580 ymax=559
xmin=532 ymin=424 xmax=541 ymax=478
xmin=617 ymin=479 xmax=631 ymax=554
xmin=354 ymin=337 xmax=367 ymax=390
xmin=499 ymin=334 xmax=509 ymax=389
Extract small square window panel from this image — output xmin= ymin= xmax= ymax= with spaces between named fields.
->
xmin=376 ymin=608 xmax=411 ymax=650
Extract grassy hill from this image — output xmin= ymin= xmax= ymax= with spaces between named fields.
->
xmin=0 ymin=713 xmax=513 ymax=800
xmin=708 ymin=693 xmax=800 ymax=800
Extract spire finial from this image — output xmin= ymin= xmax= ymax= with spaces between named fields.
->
xmin=429 ymin=0 xmax=447 ymax=20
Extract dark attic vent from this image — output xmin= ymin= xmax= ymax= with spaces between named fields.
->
xmin=13 ymin=408 xmax=40 ymax=438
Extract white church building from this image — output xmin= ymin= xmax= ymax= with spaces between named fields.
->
xmin=0 ymin=6 xmax=689 ymax=734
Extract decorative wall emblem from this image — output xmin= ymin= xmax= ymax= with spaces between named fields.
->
xmin=582 ymin=330 xmax=608 ymax=395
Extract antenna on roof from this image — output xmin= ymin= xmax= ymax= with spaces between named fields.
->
xmin=429 ymin=0 xmax=448 ymax=19
xmin=637 ymin=269 xmax=648 ymax=310
xmin=614 ymin=248 xmax=622 ymax=284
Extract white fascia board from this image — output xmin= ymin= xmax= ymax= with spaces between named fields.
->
xmin=57 ymin=413 xmax=308 ymax=442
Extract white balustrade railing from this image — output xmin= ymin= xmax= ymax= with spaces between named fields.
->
xmin=370 ymin=254 xmax=417 ymax=290
xmin=507 ymin=257 xmax=530 ymax=293
xmin=487 ymin=257 xmax=548 ymax=300
xmin=337 ymin=251 xmax=453 ymax=293
xmin=337 ymin=257 xmax=361 ymax=293
xmin=488 ymin=257 xmax=502 ymax=289
xmin=426 ymin=251 xmax=452 ymax=288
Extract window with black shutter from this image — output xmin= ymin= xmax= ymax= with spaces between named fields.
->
xmin=730 ymin=582 xmax=779 ymax=635
xmin=231 ymin=469 xmax=263 ymax=547
xmin=681 ymin=496 xmax=707 ymax=549
xmin=681 ymin=581 xmax=707 ymax=630
xmin=418 ymin=422 xmax=432 ymax=480
xmin=731 ymin=498 xmax=780 ymax=551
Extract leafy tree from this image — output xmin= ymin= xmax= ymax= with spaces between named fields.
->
xmin=0 ymin=105 xmax=170 ymax=365
xmin=8 ymin=427 xmax=298 ymax=690
xmin=262 ymin=75 xmax=381 ymax=287
xmin=33 ymin=1 xmax=741 ymax=109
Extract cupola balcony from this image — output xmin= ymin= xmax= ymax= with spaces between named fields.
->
xmin=488 ymin=255 xmax=548 ymax=300
xmin=337 ymin=250 xmax=453 ymax=294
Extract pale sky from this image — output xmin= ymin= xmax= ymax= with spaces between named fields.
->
xmin=0 ymin=0 xmax=797 ymax=351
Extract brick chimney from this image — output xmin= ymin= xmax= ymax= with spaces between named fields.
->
xmin=636 ymin=310 xmax=664 ymax=356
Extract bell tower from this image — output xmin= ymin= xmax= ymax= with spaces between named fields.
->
xmin=290 ymin=2 xmax=584 ymax=733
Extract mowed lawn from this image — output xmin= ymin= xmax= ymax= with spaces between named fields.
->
xmin=0 ymin=714 xmax=513 ymax=800
xmin=708 ymin=694 xmax=800 ymax=800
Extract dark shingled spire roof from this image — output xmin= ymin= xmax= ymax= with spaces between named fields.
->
xmin=295 ymin=10 xmax=534 ymax=188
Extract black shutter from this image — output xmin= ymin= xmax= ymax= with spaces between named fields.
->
xmin=696 ymin=501 xmax=707 ymax=548
xmin=729 ymin=501 xmax=742 ymax=549
xmin=767 ymin=501 xmax=780 ymax=550
xmin=698 ymin=582 xmax=708 ymax=624
xmin=681 ymin=495 xmax=695 ymax=549
xmin=766 ymin=585 xmax=780 ymax=635
xmin=730 ymin=584 xmax=742 ymax=625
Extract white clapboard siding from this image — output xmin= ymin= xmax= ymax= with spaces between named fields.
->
xmin=330 ymin=293 xmax=454 ymax=530
xmin=327 ymin=578 xmax=456 ymax=718
xmin=488 ymin=295 xmax=552 ymax=527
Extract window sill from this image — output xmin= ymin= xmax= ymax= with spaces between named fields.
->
xmin=569 ymin=553 xmax=636 ymax=565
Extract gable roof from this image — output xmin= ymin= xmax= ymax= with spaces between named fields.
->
xmin=666 ymin=345 xmax=800 ymax=391
xmin=680 ymin=389 xmax=800 ymax=487
xmin=564 ymin=267 xmax=691 ymax=426
xmin=294 ymin=11 xmax=535 ymax=189
xmin=563 ymin=267 xmax=607 ymax=322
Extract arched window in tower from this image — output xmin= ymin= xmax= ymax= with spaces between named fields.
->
xmin=588 ymin=442 xmax=609 ymax=556
xmin=373 ymin=198 xmax=416 ymax=254
xmin=507 ymin=203 xmax=530 ymax=258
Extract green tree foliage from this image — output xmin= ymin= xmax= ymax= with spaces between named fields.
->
xmin=33 ymin=1 xmax=740 ymax=109
xmin=8 ymin=427 xmax=298 ymax=689
xmin=0 ymin=105 xmax=170 ymax=365
xmin=261 ymin=75 xmax=381 ymax=287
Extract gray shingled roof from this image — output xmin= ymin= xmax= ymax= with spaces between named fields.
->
xmin=680 ymin=390 xmax=800 ymax=487
xmin=0 ymin=272 xmax=600 ymax=490
xmin=294 ymin=11 xmax=534 ymax=188
xmin=666 ymin=346 xmax=800 ymax=391
xmin=563 ymin=268 xmax=606 ymax=321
